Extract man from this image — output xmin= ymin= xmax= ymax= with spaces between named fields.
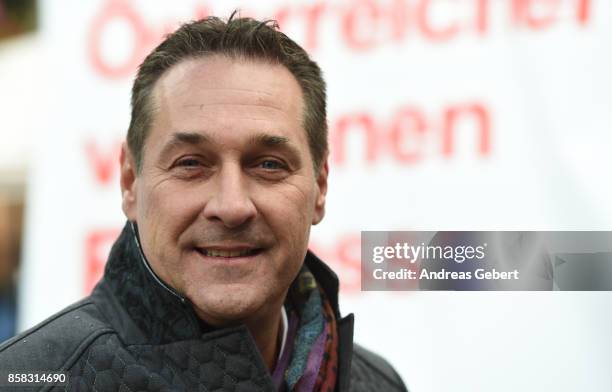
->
xmin=0 ymin=15 xmax=407 ymax=391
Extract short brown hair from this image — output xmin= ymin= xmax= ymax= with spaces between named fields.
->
xmin=127 ymin=13 xmax=328 ymax=172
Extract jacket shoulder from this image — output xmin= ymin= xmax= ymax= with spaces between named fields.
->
xmin=0 ymin=298 xmax=114 ymax=371
xmin=351 ymin=343 xmax=408 ymax=392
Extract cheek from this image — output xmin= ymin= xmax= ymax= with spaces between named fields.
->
xmin=254 ymin=181 xmax=316 ymax=243
xmin=253 ymin=186 xmax=312 ymax=284
xmin=137 ymin=182 xmax=204 ymax=247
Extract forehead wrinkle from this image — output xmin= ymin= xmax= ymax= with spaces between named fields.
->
xmin=181 ymin=102 xmax=286 ymax=114
xmin=183 ymin=86 xmax=275 ymax=96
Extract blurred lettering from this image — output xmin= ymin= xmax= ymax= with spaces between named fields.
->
xmin=512 ymin=0 xmax=560 ymax=29
xmin=87 ymin=0 xmax=593 ymax=79
xmin=442 ymin=103 xmax=491 ymax=157
xmin=342 ymin=0 xmax=381 ymax=50
xmin=85 ymin=140 xmax=122 ymax=186
xmin=84 ymin=228 xmax=120 ymax=294
xmin=416 ymin=0 xmax=460 ymax=41
xmin=88 ymin=0 xmax=153 ymax=79
xmin=389 ymin=108 xmax=428 ymax=163
xmin=331 ymin=102 xmax=492 ymax=165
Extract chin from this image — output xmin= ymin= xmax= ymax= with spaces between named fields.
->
xmin=188 ymin=284 xmax=270 ymax=326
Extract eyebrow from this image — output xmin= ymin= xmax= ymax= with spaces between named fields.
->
xmin=248 ymin=133 xmax=303 ymax=165
xmin=248 ymin=133 xmax=289 ymax=147
xmin=159 ymin=132 xmax=211 ymax=160
xmin=170 ymin=131 xmax=211 ymax=145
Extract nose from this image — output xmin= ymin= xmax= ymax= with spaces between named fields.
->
xmin=202 ymin=163 xmax=257 ymax=228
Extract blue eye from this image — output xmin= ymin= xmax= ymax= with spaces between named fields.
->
xmin=260 ymin=160 xmax=284 ymax=170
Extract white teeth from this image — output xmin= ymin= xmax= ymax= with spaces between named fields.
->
xmin=203 ymin=249 xmax=253 ymax=257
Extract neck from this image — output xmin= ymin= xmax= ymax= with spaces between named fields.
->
xmin=245 ymin=305 xmax=283 ymax=371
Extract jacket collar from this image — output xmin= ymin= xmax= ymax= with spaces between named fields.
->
xmin=94 ymin=222 xmax=355 ymax=390
xmin=95 ymin=222 xmax=201 ymax=343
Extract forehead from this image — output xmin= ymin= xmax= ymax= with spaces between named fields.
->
xmin=148 ymin=55 xmax=305 ymax=146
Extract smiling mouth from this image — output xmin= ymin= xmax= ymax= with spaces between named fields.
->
xmin=196 ymin=248 xmax=262 ymax=258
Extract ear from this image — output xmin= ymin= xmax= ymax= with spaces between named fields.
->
xmin=120 ymin=142 xmax=138 ymax=221
xmin=312 ymin=157 xmax=329 ymax=225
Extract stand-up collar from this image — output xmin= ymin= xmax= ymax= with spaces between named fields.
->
xmin=95 ymin=223 xmax=201 ymax=343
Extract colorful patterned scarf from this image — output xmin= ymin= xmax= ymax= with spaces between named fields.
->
xmin=272 ymin=266 xmax=339 ymax=391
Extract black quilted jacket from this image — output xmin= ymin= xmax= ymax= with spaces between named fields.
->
xmin=0 ymin=224 xmax=407 ymax=391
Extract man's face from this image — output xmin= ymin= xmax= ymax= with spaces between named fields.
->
xmin=120 ymin=55 xmax=328 ymax=326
